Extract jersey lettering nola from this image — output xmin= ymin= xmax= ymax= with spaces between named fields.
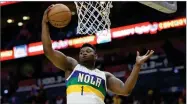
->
xmin=78 ymin=73 xmax=102 ymax=87
xmin=66 ymin=64 xmax=107 ymax=104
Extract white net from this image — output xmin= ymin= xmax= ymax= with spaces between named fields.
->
xmin=74 ymin=1 xmax=112 ymax=35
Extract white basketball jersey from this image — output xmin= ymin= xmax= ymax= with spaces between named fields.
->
xmin=66 ymin=64 xmax=107 ymax=104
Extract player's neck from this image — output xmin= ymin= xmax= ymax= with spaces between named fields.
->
xmin=81 ymin=62 xmax=95 ymax=70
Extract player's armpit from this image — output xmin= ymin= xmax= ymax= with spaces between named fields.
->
xmin=105 ymin=72 xmax=130 ymax=96
xmin=45 ymin=49 xmax=78 ymax=71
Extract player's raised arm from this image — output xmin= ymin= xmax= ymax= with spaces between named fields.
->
xmin=41 ymin=5 xmax=78 ymax=71
xmin=106 ymin=50 xmax=154 ymax=96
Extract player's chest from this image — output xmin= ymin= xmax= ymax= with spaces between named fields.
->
xmin=67 ymin=70 xmax=106 ymax=88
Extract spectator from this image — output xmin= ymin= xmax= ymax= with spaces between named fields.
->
xmin=16 ymin=25 xmax=32 ymax=41
xmin=133 ymin=96 xmax=140 ymax=104
xmin=178 ymin=97 xmax=184 ymax=104
xmin=182 ymin=88 xmax=186 ymax=101
xmin=105 ymin=93 xmax=113 ymax=104
xmin=26 ymin=85 xmax=38 ymax=103
xmin=56 ymin=96 xmax=64 ymax=104
xmin=35 ymin=85 xmax=47 ymax=104
xmin=5 ymin=25 xmax=32 ymax=49
xmin=105 ymin=97 xmax=111 ymax=104
xmin=8 ymin=93 xmax=20 ymax=104
xmin=160 ymin=97 xmax=166 ymax=104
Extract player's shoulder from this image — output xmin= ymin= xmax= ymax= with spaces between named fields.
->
xmin=103 ymin=71 xmax=112 ymax=75
xmin=94 ymin=68 xmax=104 ymax=73
xmin=102 ymin=71 xmax=113 ymax=78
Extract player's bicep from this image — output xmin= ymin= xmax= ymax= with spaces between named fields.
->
xmin=45 ymin=50 xmax=77 ymax=71
xmin=106 ymin=72 xmax=128 ymax=96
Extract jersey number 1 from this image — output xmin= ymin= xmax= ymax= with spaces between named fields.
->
xmin=81 ymin=86 xmax=84 ymax=95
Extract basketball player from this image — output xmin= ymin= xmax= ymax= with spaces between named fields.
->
xmin=41 ymin=6 xmax=154 ymax=104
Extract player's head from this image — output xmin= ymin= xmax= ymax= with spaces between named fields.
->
xmin=79 ymin=43 xmax=97 ymax=63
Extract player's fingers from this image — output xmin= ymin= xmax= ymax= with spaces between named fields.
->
xmin=145 ymin=50 xmax=150 ymax=56
xmin=45 ymin=4 xmax=54 ymax=14
xmin=147 ymin=50 xmax=154 ymax=58
xmin=137 ymin=51 xmax=140 ymax=56
xmin=48 ymin=4 xmax=55 ymax=9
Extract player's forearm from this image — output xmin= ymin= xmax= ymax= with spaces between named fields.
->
xmin=41 ymin=22 xmax=53 ymax=53
xmin=123 ymin=63 xmax=141 ymax=94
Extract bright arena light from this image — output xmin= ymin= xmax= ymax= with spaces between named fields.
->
xmin=71 ymin=12 xmax=75 ymax=15
xmin=174 ymin=69 xmax=179 ymax=73
xmin=7 ymin=19 xmax=14 ymax=23
xmin=4 ymin=89 xmax=8 ymax=94
xmin=23 ymin=16 xmax=30 ymax=20
xmin=18 ymin=22 xmax=23 ymax=26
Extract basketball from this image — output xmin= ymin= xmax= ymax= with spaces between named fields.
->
xmin=48 ymin=4 xmax=72 ymax=28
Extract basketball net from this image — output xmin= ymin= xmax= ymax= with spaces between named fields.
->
xmin=74 ymin=1 xmax=112 ymax=35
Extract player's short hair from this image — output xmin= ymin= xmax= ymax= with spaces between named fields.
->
xmin=80 ymin=43 xmax=96 ymax=52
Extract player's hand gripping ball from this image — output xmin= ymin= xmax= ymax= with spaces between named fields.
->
xmin=47 ymin=4 xmax=72 ymax=28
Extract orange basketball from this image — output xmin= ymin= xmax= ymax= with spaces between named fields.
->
xmin=48 ymin=4 xmax=72 ymax=28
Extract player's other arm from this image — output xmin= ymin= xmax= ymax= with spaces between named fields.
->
xmin=106 ymin=50 xmax=154 ymax=96
xmin=41 ymin=5 xmax=78 ymax=71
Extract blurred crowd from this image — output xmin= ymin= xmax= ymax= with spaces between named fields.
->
xmin=1 ymin=87 xmax=186 ymax=104
xmin=3 ymin=22 xmax=78 ymax=50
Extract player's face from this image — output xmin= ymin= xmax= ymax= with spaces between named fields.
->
xmin=79 ymin=47 xmax=96 ymax=62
